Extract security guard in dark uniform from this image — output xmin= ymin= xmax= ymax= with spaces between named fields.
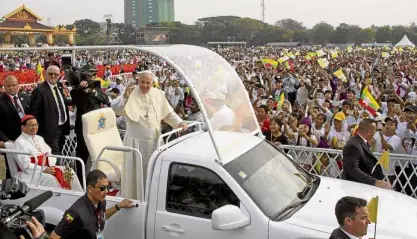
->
xmin=48 ymin=170 xmax=134 ymax=239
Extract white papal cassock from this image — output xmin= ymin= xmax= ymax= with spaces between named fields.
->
xmin=10 ymin=133 xmax=83 ymax=191
xmin=112 ymin=86 xmax=182 ymax=199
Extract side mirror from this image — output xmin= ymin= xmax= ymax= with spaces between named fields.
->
xmin=211 ymin=205 xmax=250 ymax=230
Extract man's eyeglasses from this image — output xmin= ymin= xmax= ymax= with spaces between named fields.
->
xmin=93 ymin=185 xmax=111 ymax=191
xmin=48 ymin=72 xmax=60 ymax=77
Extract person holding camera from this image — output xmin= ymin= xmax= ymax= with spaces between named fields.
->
xmin=0 ymin=217 xmax=47 ymax=239
xmin=70 ymin=65 xmax=110 ymax=184
xmin=0 ymin=179 xmax=47 ymax=239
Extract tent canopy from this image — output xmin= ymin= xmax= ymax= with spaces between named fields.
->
xmin=395 ymin=35 xmax=415 ymax=47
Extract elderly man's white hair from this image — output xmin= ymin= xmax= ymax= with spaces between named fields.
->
xmin=47 ymin=65 xmax=60 ymax=72
xmin=138 ymin=70 xmax=157 ymax=82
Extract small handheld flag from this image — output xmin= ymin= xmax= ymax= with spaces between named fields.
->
xmin=367 ymin=196 xmax=379 ymax=224
xmin=371 ymin=150 xmax=390 ymax=174
xmin=367 ymin=196 xmax=379 ymax=238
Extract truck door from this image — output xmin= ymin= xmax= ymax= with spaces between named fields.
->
xmin=153 ymin=160 xmax=264 ymax=239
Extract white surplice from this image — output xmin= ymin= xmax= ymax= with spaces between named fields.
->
xmin=112 ymin=86 xmax=182 ymax=199
xmin=11 ymin=133 xmax=83 ymax=191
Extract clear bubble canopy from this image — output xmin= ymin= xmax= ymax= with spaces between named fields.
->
xmin=143 ymin=44 xmax=260 ymax=133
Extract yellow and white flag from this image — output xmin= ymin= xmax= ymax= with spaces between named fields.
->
xmin=278 ymin=55 xmax=289 ymax=64
xmin=287 ymin=52 xmax=295 ymax=59
xmin=317 ymin=58 xmax=329 ymax=68
xmin=377 ymin=151 xmax=390 ymax=171
xmin=367 ymin=196 xmax=379 ymax=224
xmin=381 ymin=52 xmax=390 ymax=58
xmin=347 ymin=46 xmax=353 ymax=53
xmin=316 ymin=49 xmax=326 ymax=57
xmin=333 ymin=69 xmax=347 ymax=82
xmin=330 ymin=50 xmax=338 ymax=58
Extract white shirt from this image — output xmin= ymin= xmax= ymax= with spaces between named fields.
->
xmin=47 ymin=82 xmax=67 ymax=125
xmin=311 ymin=124 xmax=325 ymax=141
xmin=165 ymin=86 xmax=184 ymax=108
xmin=210 ymin=105 xmax=235 ymax=131
xmin=340 ymin=227 xmax=361 ymax=239
xmin=372 ymin=133 xmax=401 ymax=153
xmin=372 ymin=133 xmax=402 ymax=174
xmin=328 ymin=129 xmax=350 ymax=148
xmin=12 ymin=132 xmax=54 ymax=174
xmin=7 ymin=93 xmax=25 ymax=117
xmin=116 ymin=84 xmax=126 ymax=94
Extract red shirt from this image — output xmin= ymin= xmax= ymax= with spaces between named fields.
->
xmin=260 ymin=116 xmax=271 ymax=133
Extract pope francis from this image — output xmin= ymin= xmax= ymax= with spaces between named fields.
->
xmin=111 ymin=71 xmax=188 ymax=187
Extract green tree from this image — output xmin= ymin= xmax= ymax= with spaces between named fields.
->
xmin=359 ymin=28 xmax=376 ymax=43
xmin=391 ymin=25 xmax=410 ymax=43
xmin=230 ymin=18 xmax=265 ymax=41
xmin=74 ymin=19 xmax=101 ymax=38
xmin=113 ymin=23 xmax=136 ymax=44
xmin=375 ymin=25 xmax=392 ymax=43
xmin=310 ymin=22 xmax=334 ymax=45
xmin=292 ymin=30 xmax=310 ymax=43
xmin=10 ymin=35 xmax=27 ymax=46
xmin=330 ymin=23 xmax=351 ymax=43
xmin=275 ymin=18 xmax=305 ymax=31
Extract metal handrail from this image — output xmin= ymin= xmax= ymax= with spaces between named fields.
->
xmin=157 ymin=121 xmax=202 ymax=148
xmin=0 ymin=149 xmax=86 ymax=190
xmin=0 ymin=148 xmax=38 ymax=184
xmin=278 ymin=144 xmax=417 ymax=161
xmin=41 ymin=154 xmax=87 ymax=190
xmin=93 ymin=145 xmax=144 ymax=200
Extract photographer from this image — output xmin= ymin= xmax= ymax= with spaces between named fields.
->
xmin=0 ymin=217 xmax=47 ymax=239
xmin=70 ymin=65 xmax=110 ymax=184
xmin=0 ymin=179 xmax=47 ymax=239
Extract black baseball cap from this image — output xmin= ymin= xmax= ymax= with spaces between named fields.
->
xmin=404 ymin=106 xmax=417 ymax=113
xmin=384 ymin=117 xmax=398 ymax=126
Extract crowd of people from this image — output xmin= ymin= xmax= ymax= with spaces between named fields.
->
xmin=1 ymin=46 xmax=417 ymax=190
xmin=217 ymin=46 xmax=416 ymax=153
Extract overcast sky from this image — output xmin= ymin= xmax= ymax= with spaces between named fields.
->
xmin=2 ymin=0 xmax=416 ymax=28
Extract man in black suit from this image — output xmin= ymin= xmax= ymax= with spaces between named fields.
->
xmin=342 ymin=119 xmax=391 ymax=190
xmin=0 ymin=76 xmax=30 ymax=178
xmin=330 ymin=196 xmax=371 ymax=239
xmin=70 ymin=66 xmax=109 ymax=183
xmin=30 ymin=65 xmax=70 ymax=155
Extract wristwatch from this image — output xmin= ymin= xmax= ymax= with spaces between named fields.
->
xmin=115 ymin=204 xmax=121 ymax=211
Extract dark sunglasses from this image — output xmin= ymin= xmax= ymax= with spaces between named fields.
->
xmin=93 ymin=185 xmax=111 ymax=191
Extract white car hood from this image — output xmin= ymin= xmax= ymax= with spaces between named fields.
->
xmin=283 ymin=176 xmax=417 ymax=239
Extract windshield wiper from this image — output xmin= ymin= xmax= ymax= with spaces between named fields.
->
xmin=272 ymin=199 xmax=309 ymax=221
xmin=297 ymin=176 xmax=319 ymax=200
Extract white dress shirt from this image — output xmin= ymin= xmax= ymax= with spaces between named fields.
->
xmin=7 ymin=93 xmax=25 ymax=118
xmin=47 ymin=82 xmax=67 ymax=125
xmin=340 ymin=227 xmax=361 ymax=239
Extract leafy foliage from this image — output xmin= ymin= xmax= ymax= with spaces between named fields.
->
xmin=2 ymin=16 xmax=417 ymax=46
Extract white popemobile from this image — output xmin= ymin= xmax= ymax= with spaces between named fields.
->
xmin=3 ymin=45 xmax=417 ymax=239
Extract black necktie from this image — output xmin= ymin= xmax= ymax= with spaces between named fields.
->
xmin=12 ymin=96 xmax=23 ymax=114
xmin=54 ymin=86 xmax=66 ymax=123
